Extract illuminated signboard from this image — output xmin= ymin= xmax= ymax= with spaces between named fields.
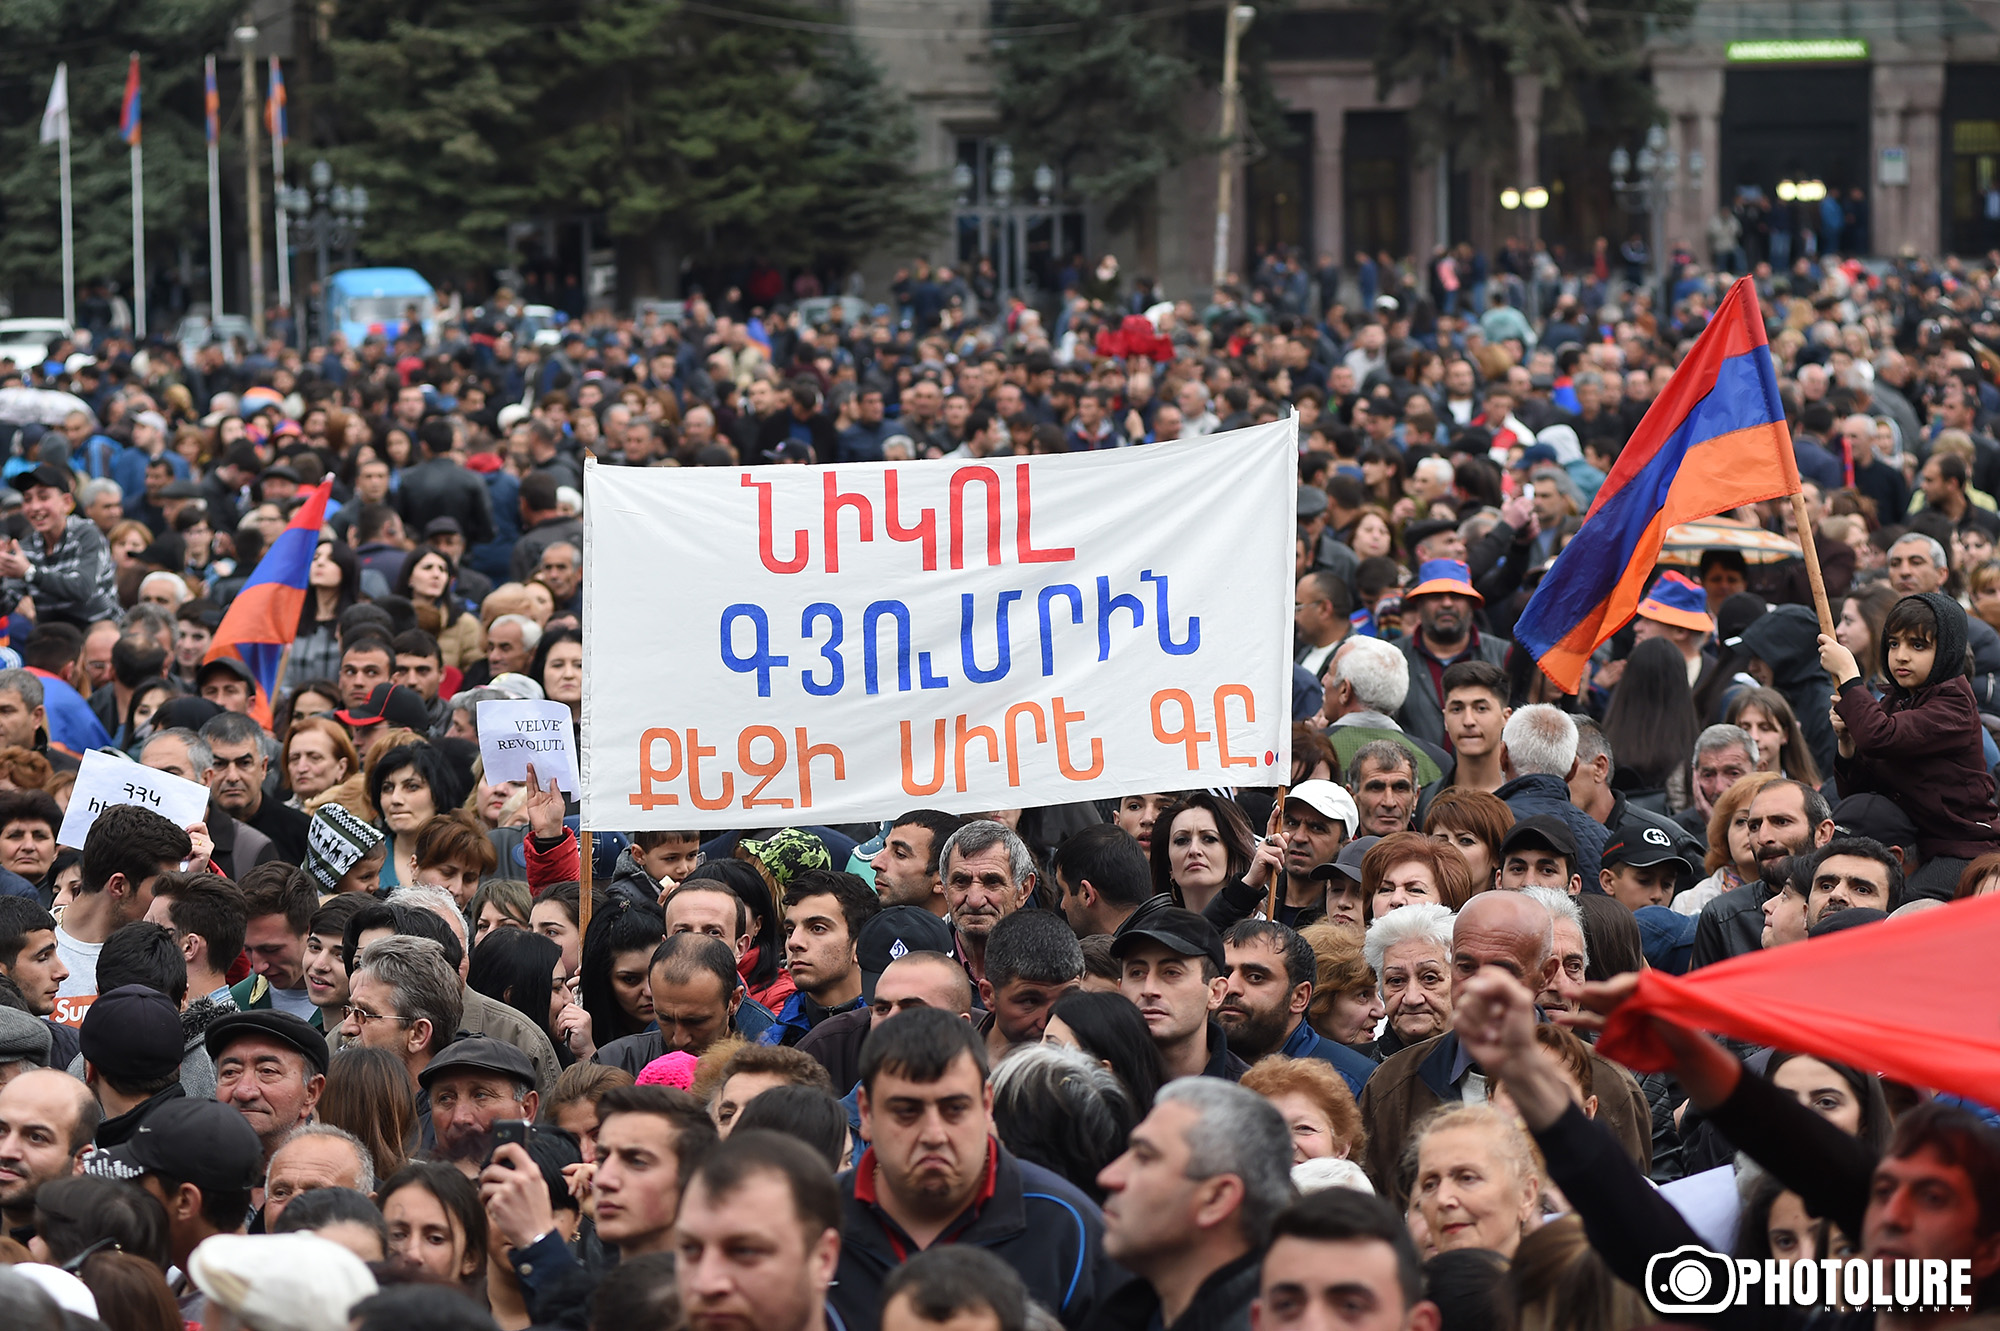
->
xmin=1726 ymin=39 xmax=1869 ymax=61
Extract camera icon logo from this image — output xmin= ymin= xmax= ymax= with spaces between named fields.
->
xmin=1645 ymin=1245 xmax=1739 ymax=1314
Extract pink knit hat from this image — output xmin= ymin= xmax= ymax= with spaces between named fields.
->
xmin=636 ymin=1051 xmax=699 ymax=1090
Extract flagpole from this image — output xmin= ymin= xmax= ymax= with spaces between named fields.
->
xmin=1790 ymin=491 xmax=1837 ymax=640
xmin=54 ymin=67 xmax=73 ymax=330
xmin=130 ymin=140 xmax=145 ymax=340
xmin=269 ymin=58 xmax=291 ymax=340
xmin=207 ymin=56 xmax=223 ymax=319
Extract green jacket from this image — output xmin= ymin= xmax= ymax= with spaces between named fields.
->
xmin=228 ymin=975 xmax=326 ymax=1032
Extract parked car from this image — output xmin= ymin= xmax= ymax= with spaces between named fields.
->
xmin=0 ymin=318 xmax=72 ymax=375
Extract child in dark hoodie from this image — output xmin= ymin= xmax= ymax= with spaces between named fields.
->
xmin=1820 ymin=592 xmax=2000 ymax=872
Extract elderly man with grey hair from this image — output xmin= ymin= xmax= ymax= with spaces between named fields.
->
xmin=1322 ymin=636 xmax=1447 ymax=785
xmin=1357 ymin=891 xmax=1653 ymax=1204
xmin=938 ymin=819 xmax=1038 ymax=984
xmin=1495 ymin=704 xmax=1607 ymax=882
xmin=1094 ymin=1077 xmax=1295 ymax=1330
xmin=263 ymin=1122 xmax=376 ymax=1229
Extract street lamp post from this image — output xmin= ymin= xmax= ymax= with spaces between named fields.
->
xmin=956 ymin=147 xmax=1055 ymax=304
xmin=1610 ymin=124 xmax=1678 ymax=304
xmin=1498 ymin=184 xmax=1550 ymax=321
xmin=280 ymin=158 xmax=368 ymax=344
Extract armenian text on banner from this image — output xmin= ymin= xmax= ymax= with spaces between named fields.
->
xmin=581 ymin=419 xmax=1297 ymax=829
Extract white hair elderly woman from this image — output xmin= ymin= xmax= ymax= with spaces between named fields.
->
xmin=1410 ymin=1102 xmax=1544 ymax=1259
xmin=1362 ymin=901 xmax=1455 ymax=1058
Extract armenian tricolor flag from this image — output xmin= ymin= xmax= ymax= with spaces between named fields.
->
xmin=204 ymin=477 xmax=333 ymax=727
xmin=264 ymin=58 xmax=286 ymax=144
xmin=203 ymin=56 xmax=219 ymax=146
xmin=1513 ymin=276 xmax=1798 ymax=691
xmin=118 ymin=54 xmax=140 ymax=145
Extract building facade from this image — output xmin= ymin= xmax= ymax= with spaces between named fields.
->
xmin=861 ymin=0 xmax=2000 ymax=304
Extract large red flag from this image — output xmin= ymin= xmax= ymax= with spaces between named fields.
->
xmin=1598 ymin=893 xmax=2000 ymax=1102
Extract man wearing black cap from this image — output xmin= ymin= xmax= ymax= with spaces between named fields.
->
xmin=0 ymin=464 xmax=120 ymax=627
xmin=335 ymin=680 xmax=433 ymax=735
xmin=83 ymin=1096 xmax=263 ymax=1317
xmin=1496 ymin=816 xmax=1582 ymax=895
xmin=1113 ymin=907 xmax=1245 ymax=1081
xmin=79 ymin=984 xmax=189 ymax=1145
xmin=420 ymin=1037 xmax=538 ymax=1177
xmin=194 ymin=657 xmax=257 ymax=715
xmin=1599 ymin=820 xmax=1696 ymax=912
xmin=206 ymin=1011 xmax=328 ymax=1170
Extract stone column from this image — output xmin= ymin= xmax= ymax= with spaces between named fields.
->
xmin=1696 ymin=111 xmax=1722 ymax=248
xmin=1873 ymin=61 xmax=1945 ymax=257
xmin=1315 ymin=96 xmax=1346 ymax=266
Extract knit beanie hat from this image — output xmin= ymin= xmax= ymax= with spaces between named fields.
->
xmin=303 ymin=803 xmax=387 ymax=892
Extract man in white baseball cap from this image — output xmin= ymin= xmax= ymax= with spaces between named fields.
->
xmin=1238 ymin=779 xmax=1358 ymax=929
xmin=188 ymin=1232 xmax=378 ymax=1331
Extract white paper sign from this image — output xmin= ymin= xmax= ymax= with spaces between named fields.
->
xmin=477 ymin=699 xmax=580 ymax=793
xmin=581 ymin=419 xmax=1297 ymax=829
xmin=58 ymin=748 xmax=213 ymax=849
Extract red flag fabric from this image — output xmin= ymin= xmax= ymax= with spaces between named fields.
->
xmin=1598 ymin=893 xmax=2000 ymax=1102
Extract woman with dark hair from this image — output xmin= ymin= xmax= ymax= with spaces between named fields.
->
xmin=468 ymin=927 xmax=566 ymax=1059
xmin=30 ymin=1175 xmax=171 ymax=1268
xmin=75 ymin=1250 xmax=182 ymax=1331
xmin=529 ymin=881 xmax=607 ymax=979
xmin=1727 ymin=686 xmax=1823 ymax=787
xmin=577 ymin=897 xmax=665 ymax=1058
xmin=394 ymin=543 xmax=482 ymax=669
xmin=272 ymin=678 xmax=342 ymax=741
xmin=377 ymin=1161 xmax=486 ymax=1290
xmin=1147 ymin=792 xmax=1257 ymax=914
xmin=319 ymin=1048 xmax=418 ymax=1182
xmin=1574 ymin=891 xmax=1645 ymax=981
xmin=367 ymin=742 xmax=468 ymax=890
xmin=530 ymin=626 xmax=583 ymax=722
xmin=117 ymin=677 xmax=182 ymax=754
xmin=1735 ymin=1171 xmax=1819 ymax=1263
xmin=289 ymin=541 xmax=361 ymax=684
xmin=1600 ymin=637 xmax=1700 ymax=793
xmin=681 ymin=858 xmax=791 ymax=1009
xmin=1765 ymin=1049 xmax=1893 ymax=1153
xmin=1045 ymin=988 xmax=1168 ymax=1113
xmin=1359 ymin=444 xmax=1406 ymax=509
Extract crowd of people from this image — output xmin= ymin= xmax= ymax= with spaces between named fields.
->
xmin=0 ymin=242 xmax=1996 ymax=1331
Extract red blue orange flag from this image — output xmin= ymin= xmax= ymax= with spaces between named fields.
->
xmin=1513 ymin=276 xmax=1797 ymax=692
xmin=203 ymin=56 xmax=219 ymax=146
xmin=204 ymin=477 xmax=333 ymax=727
xmin=264 ymin=58 xmax=286 ymax=144
xmin=118 ymin=54 xmax=140 ymax=146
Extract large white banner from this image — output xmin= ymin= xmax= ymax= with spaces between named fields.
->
xmin=581 ymin=418 xmax=1296 ymax=830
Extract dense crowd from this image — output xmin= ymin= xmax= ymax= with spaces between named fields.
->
xmin=0 ymin=242 xmax=1997 ymax=1331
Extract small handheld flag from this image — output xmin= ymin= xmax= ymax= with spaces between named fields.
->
xmin=204 ymin=477 xmax=334 ymax=727
xmin=264 ymin=58 xmax=287 ymax=145
xmin=118 ymin=54 xmax=140 ymax=146
xmin=204 ymin=56 xmax=219 ymax=146
xmin=1513 ymin=276 xmax=1798 ymax=692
